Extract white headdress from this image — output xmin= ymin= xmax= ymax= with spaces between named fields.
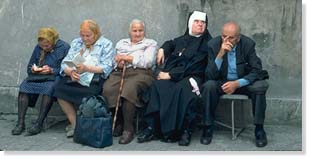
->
xmin=188 ymin=11 xmax=207 ymax=37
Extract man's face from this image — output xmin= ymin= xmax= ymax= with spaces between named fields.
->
xmin=191 ymin=20 xmax=206 ymax=35
xmin=221 ymin=25 xmax=240 ymax=47
xmin=130 ymin=23 xmax=145 ymax=44
xmin=38 ymin=39 xmax=53 ymax=52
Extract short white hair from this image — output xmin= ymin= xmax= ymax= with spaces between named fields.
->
xmin=129 ymin=19 xmax=145 ymax=31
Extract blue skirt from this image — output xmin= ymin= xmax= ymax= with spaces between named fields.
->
xmin=19 ymin=78 xmax=59 ymax=96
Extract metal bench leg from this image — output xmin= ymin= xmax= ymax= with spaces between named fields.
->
xmin=232 ymin=100 xmax=247 ymax=140
xmin=136 ymin=111 xmax=139 ymax=133
xmin=231 ymin=100 xmax=236 ymax=140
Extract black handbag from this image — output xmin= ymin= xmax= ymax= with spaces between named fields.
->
xmin=73 ymin=95 xmax=113 ymax=148
xmin=25 ymin=74 xmax=56 ymax=82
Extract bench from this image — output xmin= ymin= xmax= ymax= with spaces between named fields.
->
xmin=135 ymin=94 xmax=251 ymax=139
xmin=215 ymin=94 xmax=250 ymax=140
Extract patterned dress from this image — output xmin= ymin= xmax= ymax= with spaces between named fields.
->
xmin=19 ymin=39 xmax=70 ymax=96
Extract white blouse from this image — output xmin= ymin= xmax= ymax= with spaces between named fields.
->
xmin=115 ymin=38 xmax=157 ymax=69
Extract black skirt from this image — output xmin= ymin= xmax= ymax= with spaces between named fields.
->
xmin=54 ymin=74 xmax=104 ymax=105
xmin=145 ymin=76 xmax=202 ymax=134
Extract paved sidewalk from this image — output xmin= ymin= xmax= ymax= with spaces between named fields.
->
xmin=0 ymin=114 xmax=302 ymax=152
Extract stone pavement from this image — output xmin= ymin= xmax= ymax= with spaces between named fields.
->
xmin=0 ymin=114 xmax=302 ymax=153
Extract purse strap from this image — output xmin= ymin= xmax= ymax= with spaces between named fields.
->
xmin=95 ymin=95 xmax=110 ymax=113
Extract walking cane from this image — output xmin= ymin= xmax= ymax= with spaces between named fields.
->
xmin=112 ymin=64 xmax=126 ymax=132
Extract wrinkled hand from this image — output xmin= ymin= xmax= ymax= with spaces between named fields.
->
xmin=156 ymin=49 xmax=165 ymax=65
xmin=117 ymin=60 xmax=125 ymax=69
xmin=70 ymin=70 xmax=80 ymax=81
xmin=157 ymin=72 xmax=171 ymax=80
xmin=75 ymin=64 xmax=89 ymax=74
xmin=221 ymin=81 xmax=239 ymax=94
xmin=219 ymin=36 xmax=234 ymax=55
xmin=115 ymin=54 xmax=123 ymax=63
xmin=115 ymin=54 xmax=130 ymax=63
xmin=40 ymin=65 xmax=53 ymax=74
xmin=31 ymin=64 xmax=43 ymax=73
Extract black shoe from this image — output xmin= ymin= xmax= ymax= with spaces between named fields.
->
xmin=178 ymin=130 xmax=191 ymax=146
xmin=25 ymin=123 xmax=42 ymax=136
xmin=161 ymin=135 xmax=179 ymax=143
xmin=137 ymin=126 xmax=155 ymax=143
xmin=255 ymin=130 xmax=267 ymax=147
xmin=11 ymin=124 xmax=25 ymax=135
xmin=200 ymin=127 xmax=213 ymax=145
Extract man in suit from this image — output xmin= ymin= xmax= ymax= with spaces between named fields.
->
xmin=201 ymin=21 xmax=269 ymax=147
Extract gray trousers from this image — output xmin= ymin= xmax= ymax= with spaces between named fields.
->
xmin=201 ymin=80 xmax=269 ymax=126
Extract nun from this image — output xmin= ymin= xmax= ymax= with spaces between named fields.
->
xmin=137 ymin=11 xmax=212 ymax=146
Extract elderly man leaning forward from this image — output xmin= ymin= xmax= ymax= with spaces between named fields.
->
xmin=200 ymin=21 xmax=269 ymax=147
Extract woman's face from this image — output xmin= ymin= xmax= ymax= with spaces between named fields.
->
xmin=191 ymin=20 xmax=206 ymax=35
xmin=130 ymin=23 xmax=145 ymax=44
xmin=38 ymin=39 xmax=53 ymax=52
xmin=80 ymin=28 xmax=96 ymax=48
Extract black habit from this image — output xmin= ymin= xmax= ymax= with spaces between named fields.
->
xmin=144 ymin=29 xmax=212 ymax=135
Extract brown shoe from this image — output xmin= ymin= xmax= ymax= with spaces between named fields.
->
xmin=119 ymin=130 xmax=134 ymax=144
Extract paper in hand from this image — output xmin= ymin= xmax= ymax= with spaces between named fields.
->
xmin=63 ymin=54 xmax=86 ymax=68
xmin=189 ymin=77 xmax=201 ymax=97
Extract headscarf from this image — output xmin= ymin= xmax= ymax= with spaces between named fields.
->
xmin=181 ymin=11 xmax=212 ymax=53
xmin=37 ymin=27 xmax=59 ymax=66
xmin=187 ymin=11 xmax=207 ymax=37
xmin=37 ymin=27 xmax=59 ymax=46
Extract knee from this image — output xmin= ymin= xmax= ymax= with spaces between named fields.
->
xmin=102 ymin=85 xmax=114 ymax=95
xmin=247 ymin=80 xmax=269 ymax=94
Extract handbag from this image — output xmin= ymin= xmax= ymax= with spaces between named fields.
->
xmin=73 ymin=95 xmax=113 ymax=148
xmin=25 ymin=74 xmax=56 ymax=82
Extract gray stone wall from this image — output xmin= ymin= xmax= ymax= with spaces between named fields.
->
xmin=0 ymin=0 xmax=301 ymax=125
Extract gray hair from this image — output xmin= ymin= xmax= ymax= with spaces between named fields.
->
xmin=129 ymin=19 xmax=145 ymax=32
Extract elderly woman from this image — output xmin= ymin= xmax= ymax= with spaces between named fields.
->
xmin=103 ymin=19 xmax=157 ymax=144
xmin=137 ymin=11 xmax=212 ymax=146
xmin=11 ymin=27 xmax=70 ymax=136
xmin=53 ymin=19 xmax=115 ymax=137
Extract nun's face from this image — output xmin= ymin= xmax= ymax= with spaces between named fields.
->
xmin=191 ymin=20 xmax=206 ymax=35
xmin=130 ymin=23 xmax=145 ymax=44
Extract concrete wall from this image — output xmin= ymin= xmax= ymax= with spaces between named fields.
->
xmin=0 ymin=0 xmax=302 ymax=125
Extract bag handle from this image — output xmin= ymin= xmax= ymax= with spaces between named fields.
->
xmin=95 ymin=95 xmax=110 ymax=113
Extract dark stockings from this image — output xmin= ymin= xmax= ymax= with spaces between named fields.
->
xmin=122 ymin=100 xmax=136 ymax=132
xmin=17 ymin=92 xmax=53 ymax=127
xmin=16 ymin=92 xmax=34 ymax=126
xmin=112 ymin=106 xmax=123 ymax=127
xmin=36 ymin=95 xmax=53 ymax=126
